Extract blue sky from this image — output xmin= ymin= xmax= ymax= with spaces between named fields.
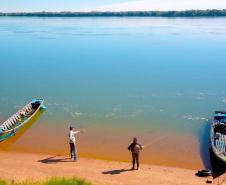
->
xmin=1 ymin=0 xmax=226 ymax=12
xmin=0 ymin=0 xmax=127 ymax=12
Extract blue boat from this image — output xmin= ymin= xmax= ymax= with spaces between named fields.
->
xmin=0 ymin=99 xmax=46 ymax=142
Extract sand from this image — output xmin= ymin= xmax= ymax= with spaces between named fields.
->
xmin=0 ymin=152 xmax=224 ymax=185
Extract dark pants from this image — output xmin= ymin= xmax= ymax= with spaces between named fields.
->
xmin=132 ymin=152 xmax=140 ymax=169
xmin=69 ymin=143 xmax=77 ymax=160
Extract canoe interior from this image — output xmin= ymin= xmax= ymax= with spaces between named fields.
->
xmin=0 ymin=99 xmax=44 ymax=142
xmin=211 ymin=111 xmax=226 ymax=162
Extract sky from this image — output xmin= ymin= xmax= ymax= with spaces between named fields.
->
xmin=1 ymin=0 xmax=226 ymax=12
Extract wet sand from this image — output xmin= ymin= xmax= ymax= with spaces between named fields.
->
xmin=0 ymin=122 xmax=204 ymax=169
xmin=0 ymin=152 xmax=219 ymax=185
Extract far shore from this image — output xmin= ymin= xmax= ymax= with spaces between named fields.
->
xmin=0 ymin=9 xmax=226 ymax=17
xmin=0 ymin=151 xmax=224 ymax=185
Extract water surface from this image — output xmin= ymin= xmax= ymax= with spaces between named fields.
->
xmin=0 ymin=17 xmax=226 ymax=169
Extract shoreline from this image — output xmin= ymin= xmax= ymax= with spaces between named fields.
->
xmin=0 ymin=151 xmax=218 ymax=185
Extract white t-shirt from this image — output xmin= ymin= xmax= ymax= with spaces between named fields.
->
xmin=133 ymin=144 xmax=141 ymax=153
xmin=69 ymin=130 xmax=77 ymax=144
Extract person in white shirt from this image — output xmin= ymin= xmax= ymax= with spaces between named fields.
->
xmin=69 ymin=126 xmax=81 ymax=161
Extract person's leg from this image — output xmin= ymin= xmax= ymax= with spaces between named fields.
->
xmin=136 ymin=152 xmax=140 ymax=170
xmin=69 ymin=143 xmax=73 ymax=159
xmin=74 ymin=145 xmax=77 ymax=161
xmin=132 ymin=153 xmax=135 ymax=170
xmin=72 ymin=143 xmax=76 ymax=160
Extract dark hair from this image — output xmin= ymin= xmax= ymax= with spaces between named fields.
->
xmin=69 ymin=126 xmax=73 ymax=130
xmin=133 ymin=137 xmax=138 ymax=143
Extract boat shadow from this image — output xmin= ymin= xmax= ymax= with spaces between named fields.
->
xmin=199 ymin=120 xmax=226 ymax=179
xmin=38 ymin=155 xmax=74 ymax=164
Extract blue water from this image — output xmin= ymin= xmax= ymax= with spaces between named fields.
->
xmin=0 ymin=17 xmax=226 ymax=168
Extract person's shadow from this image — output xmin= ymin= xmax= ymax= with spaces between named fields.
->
xmin=38 ymin=155 xmax=73 ymax=164
xmin=102 ymin=168 xmax=134 ymax=175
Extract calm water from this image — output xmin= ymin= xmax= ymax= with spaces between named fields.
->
xmin=0 ymin=17 xmax=226 ymax=169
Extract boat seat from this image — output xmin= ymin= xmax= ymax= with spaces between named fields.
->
xmin=28 ymin=104 xmax=32 ymax=110
xmin=25 ymin=105 xmax=33 ymax=114
xmin=1 ymin=117 xmax=18 ymax=131
xmin=16 ymin=114 xmax=20 ymax=120
xmin=12 ymin=116 xmax=17 ymax=122
xmin=5 ymin=122 xmax=12 ymax=130
xmin=8 ymin=119 xmax=14 ymax=127
xmin=23 ymin=107 xmax=27 ymax=113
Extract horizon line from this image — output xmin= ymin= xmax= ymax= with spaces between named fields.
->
xmin=1 ymin=9 xmax=226 ymax=14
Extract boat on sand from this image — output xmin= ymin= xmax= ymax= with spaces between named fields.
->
xmin=210 ymin=111 xmax=226 ymax=164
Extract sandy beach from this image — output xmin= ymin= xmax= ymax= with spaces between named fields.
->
xmin=0 ymin=152 xmax=223 ymax=185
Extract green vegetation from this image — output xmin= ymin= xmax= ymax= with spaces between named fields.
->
xmin=0 ymin=180 xmax=7 ymax=185
xmin=0 ymin=9 xmax=226 ymax=17
xmin=0 ymin=177 xmax=92 ymax=185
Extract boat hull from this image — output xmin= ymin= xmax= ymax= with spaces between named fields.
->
xmin=210 ymin=111 xmax=226 ymax=165
xmin=0 ymin=99 xmax=45 ymax=142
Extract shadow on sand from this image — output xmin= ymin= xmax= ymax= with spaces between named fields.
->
xmin=199 ymin=120 xmax=226 ymax=180
xmin=102 ymin=168 xmax=134 ymax=175
xmin=38 ymin=155 xmax=74 ymax=164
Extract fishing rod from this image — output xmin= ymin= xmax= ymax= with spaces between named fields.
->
xmin=142 ymin=135 xmax=168 ymax=149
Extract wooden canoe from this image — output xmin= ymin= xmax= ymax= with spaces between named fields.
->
xmin=210 ymin=111 xmax=226 ymax=164
xmin=0 ymin=99 xmax=46 ymax=142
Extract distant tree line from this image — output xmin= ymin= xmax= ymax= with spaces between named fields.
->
xmin=0 ymin=10 xmax=226 ymax=17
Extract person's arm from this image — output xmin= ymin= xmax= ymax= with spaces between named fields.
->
xmin=128 ymin=143 xmax=132 ymax=151
xmin=74 ymin=129 xmax=86 ymax=134
xmin=74 ymin=130 xmax=81 ymax=134
xmin=139 ymin=144 xmax=144 ymax=150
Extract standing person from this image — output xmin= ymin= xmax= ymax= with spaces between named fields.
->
xmin=69 ymin=126 xmax=81 ymax=161
xmin=128 ymin=137 xmax=144 ymax=170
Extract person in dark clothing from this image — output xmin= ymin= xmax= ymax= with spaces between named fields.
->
xmin=128 ymin=137 xmax=144 ymax=170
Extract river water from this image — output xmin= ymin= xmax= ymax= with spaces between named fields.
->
xmin=0 ymin=17 xmax=226 ymax=169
